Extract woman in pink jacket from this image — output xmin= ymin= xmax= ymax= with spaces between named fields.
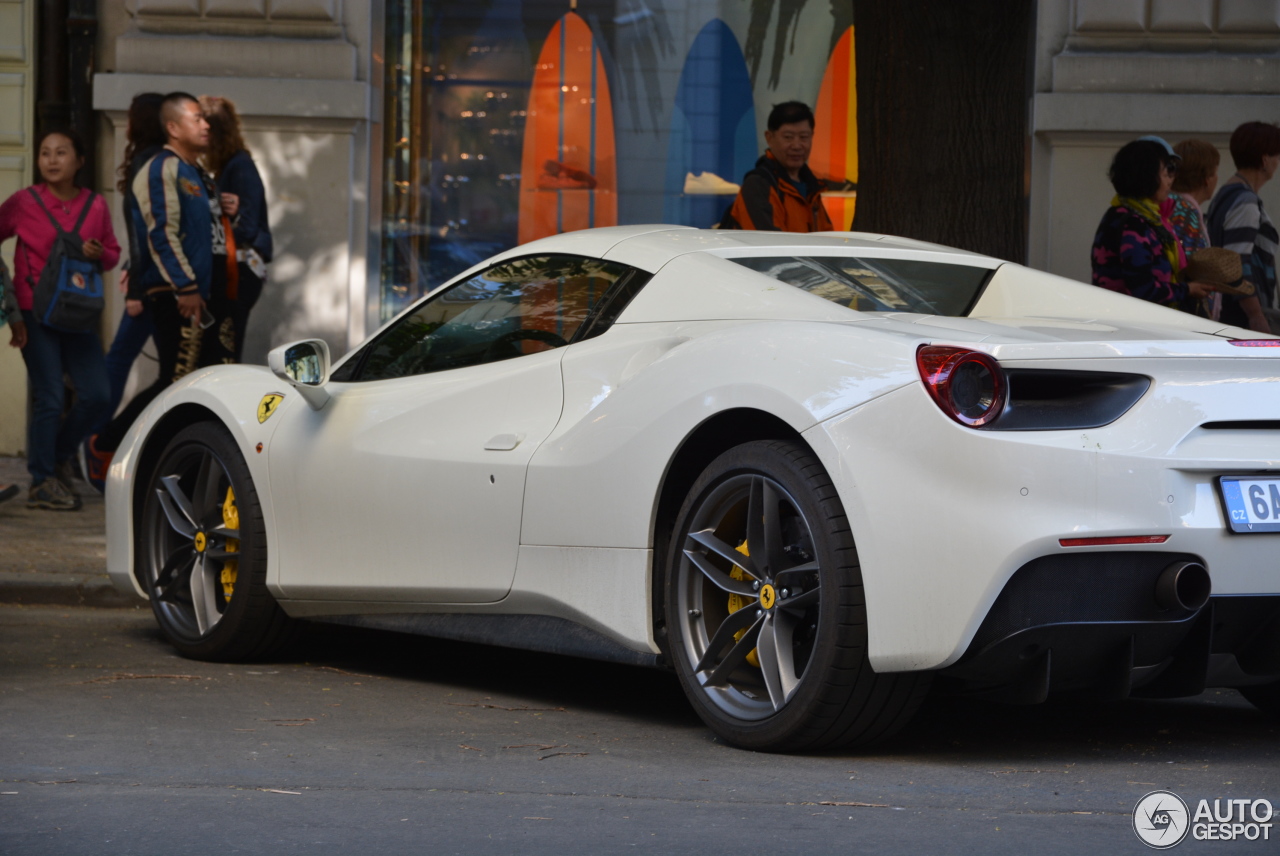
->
xmin=0 ymin=128 xmax=120 ymax=510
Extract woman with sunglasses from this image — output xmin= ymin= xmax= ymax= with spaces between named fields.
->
xmin=1091 ymin=136 xmax=1212 ymax=310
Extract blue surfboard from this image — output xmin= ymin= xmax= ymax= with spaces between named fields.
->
xmin=663 ymin=19 xmax=758 ymax=228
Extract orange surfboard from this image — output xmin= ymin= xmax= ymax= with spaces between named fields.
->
xmin=518 ymin=10 xmax=617 ymax=244
xmin=811 ymin=26 xmax=857 ymax=230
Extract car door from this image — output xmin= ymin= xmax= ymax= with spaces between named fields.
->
xmin=268 ymin=254 xmax=634 ymax=603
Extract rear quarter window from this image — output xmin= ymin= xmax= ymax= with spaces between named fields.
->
xmin=728 ymin=256 xmax=993 ymax=317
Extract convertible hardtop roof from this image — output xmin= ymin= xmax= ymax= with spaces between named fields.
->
xmin=484 ymin=225 xmax=999 ymax=272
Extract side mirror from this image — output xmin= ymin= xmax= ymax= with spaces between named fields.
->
xmin=268 ymin=339 xmax=331 ymax=410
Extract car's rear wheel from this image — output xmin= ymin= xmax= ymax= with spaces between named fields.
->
xmin=665 ymin=439 xmax=930 ymax=752
xmin=138 ymin=422 xmax=295 ymax=661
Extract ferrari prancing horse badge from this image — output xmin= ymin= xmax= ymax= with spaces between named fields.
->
xmin=257 ymin=393 xmax=285 ymax=424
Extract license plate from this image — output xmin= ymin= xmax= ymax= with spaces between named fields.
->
xmin=1220 ymin=476 xmax=1280 ymax=533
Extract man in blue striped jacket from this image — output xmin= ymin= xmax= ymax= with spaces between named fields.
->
xmin=92 ymin=92 xmax=213 ymax=459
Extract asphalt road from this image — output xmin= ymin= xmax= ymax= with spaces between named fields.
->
xmin=1 ymin=604 xmax=1276 ymax=855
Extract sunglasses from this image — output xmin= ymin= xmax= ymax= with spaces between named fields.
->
xmin=1163 ymin=161 xmax=1179 ymax=174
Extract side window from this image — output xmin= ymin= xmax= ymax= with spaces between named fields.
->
xmin=345 ymin=255 xmax=631 ymax=382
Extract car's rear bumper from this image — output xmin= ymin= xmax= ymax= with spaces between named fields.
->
xmin=936 ymin=550 xmax=1280 ymax=700
xmin=805 ymin=359 xmax=1280 ymax=674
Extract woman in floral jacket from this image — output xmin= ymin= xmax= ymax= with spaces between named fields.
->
xmin=1091 ymin=137 xmax=1211 ymax=309
xmin=1168 ymin=138 xmax=1220 ymax=318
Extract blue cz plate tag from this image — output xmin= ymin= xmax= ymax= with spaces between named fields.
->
xmin=1220 ymin=476 xmax=1280 ymax=533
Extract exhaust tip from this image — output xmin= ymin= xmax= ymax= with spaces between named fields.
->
xmin=1155 ymin=561 xmax=1211 ymax=612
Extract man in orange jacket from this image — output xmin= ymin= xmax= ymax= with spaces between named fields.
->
xmin=722 ymin=101 xmax=833 ymax=232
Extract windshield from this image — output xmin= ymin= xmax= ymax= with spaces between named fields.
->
xmin=728 ymin=256 xmax=993 ymax=317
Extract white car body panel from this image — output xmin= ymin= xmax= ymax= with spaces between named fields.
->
xmin=267 ymin=348 xmax=564 ymax=603
xmin=520 ymin=319 xmax=918 ymax=549
xmin=105 ymin=364 xmax=296 ymax=599
xmin=281 ymin=545 xmax=655 ymax=654
xmin=811 ymin=356 xmax=1280 ymax=672
xmin=510 ymin=545 xmax=654 ymax=651
xmin=105 ymin=226 xmax=1280 ymax=682
xmin=973 ymin=262 xmax=1240 ymax=338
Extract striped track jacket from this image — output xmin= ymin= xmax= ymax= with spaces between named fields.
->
xmin=132 ymin=148 xmax=212 ymax=299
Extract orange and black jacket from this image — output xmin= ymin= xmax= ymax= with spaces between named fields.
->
xmin=722 ymin=151 xmax=833 ymax=233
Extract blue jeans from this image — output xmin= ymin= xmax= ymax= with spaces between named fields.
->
xmin=92 ymin=305 xmax=154 ymax=434
xmin=19 ymin=310 xmax=111 ymax=485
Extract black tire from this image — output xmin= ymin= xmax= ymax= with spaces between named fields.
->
xmin=137 ymin=422 xmax=295 ymax=661
xmin=664 ymin=439 xmax=931 ymax=752
xmin=1241 ymin=682 xmax=1280 ymax=718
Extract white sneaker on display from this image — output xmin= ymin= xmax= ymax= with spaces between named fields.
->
xmin=683 ymin=172 xmax=741 ymax=195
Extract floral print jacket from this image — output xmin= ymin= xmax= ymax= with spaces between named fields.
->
xmin=1168 ymin=194 xmax=1210 ymax=260
xmin=1090 ymin=204 xmax=1186 ymax=307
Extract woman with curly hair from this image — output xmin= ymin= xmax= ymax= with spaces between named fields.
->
xmin=1090 ymin=137 xmax=1211 ymax=310
xmin=200 ymin=95 xmax=271 ymax=362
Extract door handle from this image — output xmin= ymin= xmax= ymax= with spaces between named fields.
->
xmin=484 ymin=433 xmax=524 ymax=451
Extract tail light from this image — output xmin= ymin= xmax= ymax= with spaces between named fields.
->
xmin=1227 ymin=339 xmax=1280 ymax=347
xmin=917 ymin=345 xmax=1007 ymax=427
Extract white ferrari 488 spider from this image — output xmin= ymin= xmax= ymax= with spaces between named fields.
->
xmin=107 ymin=226 xmax=1280 ymax=751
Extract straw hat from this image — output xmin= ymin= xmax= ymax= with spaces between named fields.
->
xmin=1184 ymin=248 xmax=1256 ymax=296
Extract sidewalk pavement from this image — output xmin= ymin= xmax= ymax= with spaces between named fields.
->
xmin=0 ymin=455 xmax=144 ymax=608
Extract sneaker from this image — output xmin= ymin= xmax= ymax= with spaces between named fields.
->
xmin=81 ymin=434 xmax=112 ymax=494
xmin=0 ymin=484 xmax=19 ymax=505
xmin=683 ymin=171 xmax=741 ymax=196
xmin=27 ymin=478 xmax=82 ymax=511
xmin=54 ymin=458 xmax=81 ymax=498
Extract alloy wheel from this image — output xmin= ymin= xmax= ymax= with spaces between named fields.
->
xmin=675 ymin=473 xmax=822 ymax=721
xmin=142 ymin=444 xmax=241 ymax=640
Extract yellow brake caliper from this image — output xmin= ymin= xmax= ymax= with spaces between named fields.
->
xmin=725 ymin=540 xmax=761 ymax=668
xmin=220 ymin=486 xmax=240 ymax=602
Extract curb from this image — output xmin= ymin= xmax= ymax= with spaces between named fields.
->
xmin=0 ymin=573 xmax=146 ymax=608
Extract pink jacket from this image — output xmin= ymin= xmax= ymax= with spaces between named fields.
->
xmin=0 ymin=185 xmax=121 ymax=311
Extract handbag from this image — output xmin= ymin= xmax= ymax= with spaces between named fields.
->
xmin=26 ymin=188 xmax=105 ymax=333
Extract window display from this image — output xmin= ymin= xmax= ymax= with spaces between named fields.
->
xmin=379 ymin=0 xmax=854 ymax=319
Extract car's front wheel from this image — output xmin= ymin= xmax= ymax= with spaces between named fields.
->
xmin=665 ymin=439 xmax=930 ymax=752
xmin=138 ymin=422 xmax=295 ymax=661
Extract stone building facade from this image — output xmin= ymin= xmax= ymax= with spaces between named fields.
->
xmin=1031 ymin=0 xmax=1280 ymax=284
xmin=94 ymin=0 xmax=379 ymax=364
xmin=1 ymin=0 xmax=1278 ymax=456
xmin=0 ymin=0 xmax=35 ymax=453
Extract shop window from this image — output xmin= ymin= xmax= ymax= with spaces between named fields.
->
xmin=378 ymin=1 xmax=855 ymax=320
